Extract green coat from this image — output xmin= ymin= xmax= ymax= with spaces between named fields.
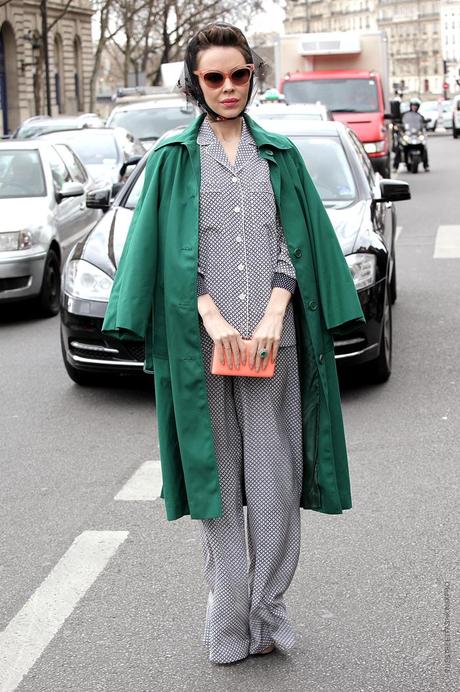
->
xmin=102 ymin=113 xmax=365 ymax=521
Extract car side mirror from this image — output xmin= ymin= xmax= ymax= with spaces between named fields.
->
xmin=375 ymin=179 xmax=411 ymax=203
xmin=55 ymin=181 xmax=84 ymax=202
xmin=111 ymin=181 xmax=124 ymax=197
xmin=86 ymin=187 xmax=112 ymax=211
xmin=119 ymin=155 xmax=142 ymax=178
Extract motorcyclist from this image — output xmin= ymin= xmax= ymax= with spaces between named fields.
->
xmin=394 ymin=97 xmax=430 ymax=171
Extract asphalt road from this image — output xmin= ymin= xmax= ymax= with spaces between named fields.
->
xmin=1 ymin=133 xmax=459 ymax=692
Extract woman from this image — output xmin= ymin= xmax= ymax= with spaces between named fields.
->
xmin=102 ymin=23 xmax=365 ymax=665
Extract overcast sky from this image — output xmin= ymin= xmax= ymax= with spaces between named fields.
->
xmin=246 ymin=0 xmax=286 ymax=35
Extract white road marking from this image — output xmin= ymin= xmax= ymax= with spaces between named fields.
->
xmin=433 ymin=225 xmax=460 ymax=258
xmin=395 ymin=226 xmax=403 ymax=243
xmin=0 ymin=531 xmax=128 ymax=692
xmin=114 ymin=459 xmax=162 ymax=501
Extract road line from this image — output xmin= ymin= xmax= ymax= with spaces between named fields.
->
xmin=395 ymin=225 xmax=403 ymax=243
xmin=114 ymin=459 xmax=162 ymax=501
xmin=0 ymin=531 xmax=128 ymax=692
xmin=433 ymin=225 xmax=460 ymax=258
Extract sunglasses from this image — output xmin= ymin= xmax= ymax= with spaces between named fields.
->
xmin=193 ymin=64 xmax=255 ymax=89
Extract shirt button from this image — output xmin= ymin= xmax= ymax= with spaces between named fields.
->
xmin=235 ymin=235 xmax=242 ymax=243
xmin=308 ymin=300 xmax=318 ymax=311
xmin=232 ymin=176 xmax=238 ymax=182
xmin=239 ymin=293 xmax=246 ymax=301
xmin=234 ymin=206 xmax=241 ymax=213
xmin=318 ymin=353 xmax=324 ymax=364
xmin=294 ymin=248 xmax=302 ymax=258
xmin=238 ymin=263 xmax=245 ymax=271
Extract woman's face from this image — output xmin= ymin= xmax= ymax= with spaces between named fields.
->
xmin=195 ymin=46 xmax=251 ymax=119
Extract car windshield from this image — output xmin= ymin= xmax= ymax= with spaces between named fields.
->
xmin=255 ymin=112 xmax=323 ymax=120
xmin=292 ymin=135 xmax=357 ymax=202
xmin=0 ymin=149 xmax=46 ymax=198
xmin=109 ymin=106 xmax=195 ymax=140
xmin=15 ymin=121 xmax=83 ymax=139
xmin=64 ymin=134 xmax=118 ymax=165
xmin=284 ymin=78 xmax=379 ymax=113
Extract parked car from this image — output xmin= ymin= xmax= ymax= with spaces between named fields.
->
xmin=12 ymin=113 xmax=105 ymax=139
xmin=106 ymin=98 xmax=198 ymax=149
xmin=37 ymin=127 xmax=146 ymax=193
xmin=60 ymin=118 xmax=410 ymax=385
xmin=451 ymin=94 xmax=460 ymax=138
xmin=0 ymin=141 xmax=103 ymax=315
xmin=248 ymin=101 xmax=333 ymax=122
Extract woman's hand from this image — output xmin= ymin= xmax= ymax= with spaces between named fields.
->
xmin=250 ymin=287 xmax=292 ymax=371
xmin=250 ymin=311 xmax=284 ymax=371
xmin=198 ymin=294 xmax=246 ymax=369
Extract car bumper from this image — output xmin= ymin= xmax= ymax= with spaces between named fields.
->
xmin=61 ymin=294 xmax=148 ymax=375
xmin=62 ymin=280 xmax=386 ymax=374
xmin=333 ymin=280 xmax=385 ymax=366
xmin=0 ymin=250 xmax=47 ymax=301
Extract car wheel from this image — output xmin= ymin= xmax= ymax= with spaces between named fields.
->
xmin=37 ymin=249 xmax=60 ymax=317
xmin=365 ymin=282 xmax=392 ymax=384
xmin=411 ymin=158 xmax=419 ymax=174
xmin=453 ymin=128 xmax=459 ymax=139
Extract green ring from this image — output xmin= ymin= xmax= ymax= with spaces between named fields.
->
xmin=259 ymin=349 xmax=268 ymax=359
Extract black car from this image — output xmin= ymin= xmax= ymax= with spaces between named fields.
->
xmin=60 ymin=120 xmax=410 ymax=385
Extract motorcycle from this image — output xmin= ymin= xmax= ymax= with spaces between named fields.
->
xmin=399 ymin=124 xmax=427 ymax=174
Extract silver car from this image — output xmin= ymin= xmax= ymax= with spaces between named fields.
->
xmin=0 ymin=141 xmax=102 ymax=316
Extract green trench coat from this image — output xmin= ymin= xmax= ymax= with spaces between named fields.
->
xmin=102 ymin=113 xmax=365 ymax=521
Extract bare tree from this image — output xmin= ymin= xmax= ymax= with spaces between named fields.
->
xmin=101 ymin=0 xmax=267 ymax=88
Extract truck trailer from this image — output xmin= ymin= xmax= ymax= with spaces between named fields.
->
xmin=277 ymin=32 xmax=392 ymax=178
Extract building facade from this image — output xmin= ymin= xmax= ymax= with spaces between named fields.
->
xmin=441 ymin=0 xmax=460 ymax=85
xmin=0 ymin=0 xmax=93 ymax=135
xmin=284 ymin=0 xmax=460 ymax=96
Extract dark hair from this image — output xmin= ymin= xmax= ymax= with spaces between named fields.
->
xmin=178 ymin=23 xmax=267 ymax=120
xmin=186 ymin=23 xmax=253 ymax=72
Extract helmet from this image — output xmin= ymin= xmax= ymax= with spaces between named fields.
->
xmin=409 ymin=97 xmax=421 ymax=109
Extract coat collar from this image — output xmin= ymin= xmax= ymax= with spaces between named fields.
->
xmin=155 ymin=112 xmax=292 ymax=152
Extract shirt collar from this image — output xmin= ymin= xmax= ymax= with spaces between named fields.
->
xmin=197 ymin=116 xmax=257 ymax=147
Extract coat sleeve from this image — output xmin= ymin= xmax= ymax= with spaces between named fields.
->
xmin=289 ymin=145 xmax=366 ymax=336
xmin=101 ymin=151 xmax=161 ymax=341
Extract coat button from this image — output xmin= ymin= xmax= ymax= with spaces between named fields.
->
xmin=308 ymin=300 xmax=318 ymax=311
xmin=294 ymin=248 xmax=302 ymax=258
xmin=318 ymin=353 xmax=324 ymax=364
xmin=266 ymin=149 xmax=273 ymax=156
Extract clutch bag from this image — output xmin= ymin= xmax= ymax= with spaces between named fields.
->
xmin=211 ymin=339 xmax=275 ymax=378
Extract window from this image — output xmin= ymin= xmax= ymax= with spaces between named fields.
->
xmin=348 ymin=130 xmax=375 ymax=188
xmin=47 ymin=145 xmax=71 ymax=189
xmin=55 ymin=144 xmax=88 ymax=183
xmin=0 ymin=149 xmax=47 ymax=198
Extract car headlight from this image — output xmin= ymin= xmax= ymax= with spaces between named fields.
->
xmin=0 ymin=230 xmax=33 ymax=252
xmin=64 ymin=259 xmax=113 ymax=301
xmin=363 ymin=140 xmax=385 ymax=154
xmin=346 ymin=253 xmax=376 ymax=291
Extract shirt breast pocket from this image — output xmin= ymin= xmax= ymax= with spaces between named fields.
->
xmin=250 ymin=179 xmax=278 ymax=233
xmin=199 ymin=187 xmax=233 ymax=233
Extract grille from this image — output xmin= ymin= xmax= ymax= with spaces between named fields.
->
xmin=0 ymin=276 xmax=29 ymax=292
xmin=124 ymin=342 xmax=145 ymax=362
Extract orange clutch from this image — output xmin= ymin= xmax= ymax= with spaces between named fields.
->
xmin=211 ymin=339 xmax=275 ymax=378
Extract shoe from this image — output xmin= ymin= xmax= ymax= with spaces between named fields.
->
xmin=424 ymin=166 xmax=430 ymax=172
xmin=253 ymin=644 xmax=275 ymax=656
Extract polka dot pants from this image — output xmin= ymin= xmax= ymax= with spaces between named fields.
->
xmin=198 ymin=329 xmax=304 ymax=664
